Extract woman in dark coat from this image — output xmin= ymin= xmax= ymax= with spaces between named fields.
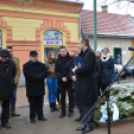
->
xmin=100 ymin=47 xmax=114 ymax=95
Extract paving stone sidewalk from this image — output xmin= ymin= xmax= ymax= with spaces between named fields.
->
xmin=0 ymin=107 xmax=106 ymax=134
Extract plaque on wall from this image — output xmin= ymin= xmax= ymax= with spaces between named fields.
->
xmin=44 ymin=30 xmax=62 ymax=46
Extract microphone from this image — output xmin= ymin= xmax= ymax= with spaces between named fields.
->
xmin=128 ymin=47 xmax=134 ymax=51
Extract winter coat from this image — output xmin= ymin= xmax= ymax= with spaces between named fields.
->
xmin=23 ymin=61 xmax=48 ymax=97
xmin=75 ymin=48 xmax=97 ymax=106
xmin=70 ymin=56 xmax=79 ymax=89
xmin=13 ymin=56 xmax=20 ymax=84
xmin=95 ymin=59 xmax=101 ymax=84
xmin=100 ymin=54 xmax=114 ymax=85
xmin=55 ymin=53 xmax=74 ymax=85
xmin=45 ymin=52 xmax=57 ymax=79
xmin=0 ymin=59 xmax=16 ymax=100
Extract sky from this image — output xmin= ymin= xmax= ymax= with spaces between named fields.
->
xmin=75 ymin=0 xmax=134 ymax=16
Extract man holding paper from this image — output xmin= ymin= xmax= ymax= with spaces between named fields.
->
xmin=72 ymin=37 xmax=97 ymax=134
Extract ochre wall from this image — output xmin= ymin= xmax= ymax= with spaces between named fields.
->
xmin=0 ymin=0 xmax=81 ymax=73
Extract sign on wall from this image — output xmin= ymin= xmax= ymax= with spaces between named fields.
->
xmin=0 ymin=30 xmax=2 ymax=49
xmin=44 ymin=30 xmax=62 ymax=46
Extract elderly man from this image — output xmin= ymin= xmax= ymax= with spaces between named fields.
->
xmin=6 ymin=45 xmax=20 ymax=116
xmin=0 ymin=49 xmax=16 ymax=128
xmin=23 ymin=51 xmax=48 ymax=123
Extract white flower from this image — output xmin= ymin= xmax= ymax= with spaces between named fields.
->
xmin=122 ymin=102 xmax=133 ymax=110
xmin=110 ymin=96 xmax=118 ymax=103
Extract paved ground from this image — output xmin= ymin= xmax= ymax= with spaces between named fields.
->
xmin=1 ymin=107 xmax=134 ymax=134
xmin=0 ymin=107 xmax=106 ymax=134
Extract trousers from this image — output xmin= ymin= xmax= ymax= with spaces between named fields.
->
xmin=11 ymin=84 xmax=18 ymax=110
xmin=28 ymin=95 xmax=44 ymax=120
xmin=47 ymin=78 xmax=58 ymax=104
xmin=1 ymin=99 xmax=10 ymax=124
xmin=82 ymin=105 xmax=94 ymax=127
xmin=59 ymin=83 xmax=74 ymax=112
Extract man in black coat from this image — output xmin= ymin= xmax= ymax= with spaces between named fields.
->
xmin=72 ymin=38 xmax=97 ymax=134
xmin=0 ymin=49 xmax=16 ymax=128
xmin=23 ymin=51 xmax=48 ymax=123
xmin=55 ymin=46 xmax=74 ymax=118
xmin=70 ymin=44 xmax=84 ymax=122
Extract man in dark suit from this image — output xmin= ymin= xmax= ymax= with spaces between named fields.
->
xmin=72 ymin=37 xmax=97 ymax=134
xmin=0 ymin=50 xmax=16 ymax=128
xmin=23 ymin=51 xmax=48 ymax=123
xmin=55 ymin=46 xmax=74 ymax=118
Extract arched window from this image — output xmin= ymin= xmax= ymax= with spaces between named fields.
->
xmin=44 ymin=30 xmax=62 ymax=61
xmin=0 ymin=30 xmax=2 ymax=50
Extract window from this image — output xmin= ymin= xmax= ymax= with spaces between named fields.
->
xmin=44 ymin=30 xmax=62 ymax=61
xmin=0 ymin=30 xmax=2 ymax=49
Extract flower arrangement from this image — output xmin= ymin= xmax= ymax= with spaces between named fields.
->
xmin=95 ymin=83 xmax=134 ymax=121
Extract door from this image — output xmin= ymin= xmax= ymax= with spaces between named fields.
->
xmin=113 ymin=48 xmax=122 ymax=64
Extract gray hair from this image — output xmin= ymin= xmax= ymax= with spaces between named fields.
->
xmin=103 ymin=47 xmax=110 ymax=52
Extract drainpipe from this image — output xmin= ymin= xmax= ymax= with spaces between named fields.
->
xmin=94 ymin=0 xmax=97 ymax=51
xmin=79 ymin=5 xmax=83 ymax=38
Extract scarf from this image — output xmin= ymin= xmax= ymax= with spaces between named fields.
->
xmin=101 ymin=53 xmax=111 ymax=62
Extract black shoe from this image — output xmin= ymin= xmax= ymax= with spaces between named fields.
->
xmin=75 ymin=116 xmax=82 ymax=122
xmin=1 ymin=123 xmax=12 ymax=129
xmin=38 ymin=117 xmax=47 ymax=121
xmin=53 ymin=103 xmax=59 ymax=111
xmin=68 ymin=111 xmax=74 ymax=117
xmin=82 ymin=126 xmax=94 ymax=134
xmin=76 ymin=125 xmax=86 ymax=131
xmin=60 ymin=112 xmax=65 ymax=118
xmin=50 ymin=107 xmax=55 ymax=112
xmin=50 ymin=103 xmax=55 ymax=112
xmin=30 ymin=119 xmax=35 ymax=123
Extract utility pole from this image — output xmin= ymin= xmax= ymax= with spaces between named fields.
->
xmin=94 ymin=0 xmax=97 ymax=51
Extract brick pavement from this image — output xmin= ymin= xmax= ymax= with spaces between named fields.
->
xmin=0 ymin=107 xmax=107 ymax=134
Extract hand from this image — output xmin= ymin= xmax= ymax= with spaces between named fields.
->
xmin=72 ymin=66 xmax=77 ymax=74
xmin=62 ymin=77 xmax=68 ymax=82
xmin=72 ymin=76 xmax=77 ymax=82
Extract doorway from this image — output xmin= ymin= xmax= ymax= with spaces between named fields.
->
xmin=113 ymin=48 xmax=122 ymax=64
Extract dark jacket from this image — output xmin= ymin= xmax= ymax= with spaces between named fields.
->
xmin=23 ymin=61 xmax=48 ymax=97
xmin=75 ymin=48 xmax=97 ymax=106
xmin=95 ymin=59 xmax=101 ymax=84
xmin=0 ymin=59 xmax=16 ymax=100
xmin=100 ymin=57 xmax=114 ymax=85
xmin=70 ymin=56 xmax=79 ymax=89
xmin=55 ymin=53 xmax=74 ymax=84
